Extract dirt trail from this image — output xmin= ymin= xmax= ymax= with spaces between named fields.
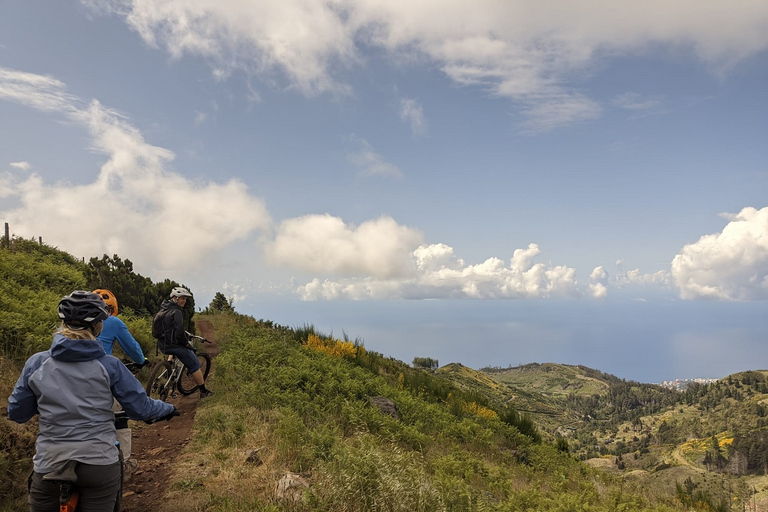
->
xmin=120 ymin=320 xmax=218 ymax=512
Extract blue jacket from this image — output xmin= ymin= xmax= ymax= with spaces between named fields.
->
xmin=98 ymin=315 xmax=145 ymax=363
xmin=7 ymin=333 xmax=174 ymax=473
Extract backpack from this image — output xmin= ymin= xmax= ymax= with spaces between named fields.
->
xmin=152 ymin=310 xmax=167 ymax=340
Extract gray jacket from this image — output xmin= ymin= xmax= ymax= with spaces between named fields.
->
xmin=8 ymin=333 xmax=174 ymax=473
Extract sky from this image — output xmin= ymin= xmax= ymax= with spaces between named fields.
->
xmin=1 ymin=0 xmax=766 ymax=383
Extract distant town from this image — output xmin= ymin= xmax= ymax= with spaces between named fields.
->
xmin=659 ymin=378 xmax=719 ymax=391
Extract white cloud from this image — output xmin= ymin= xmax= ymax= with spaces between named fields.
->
xmin=619 ymin=269 xmax=672 ymax=287
xmin=0 ymin=66 xmax=271 ymax=276
xmin=671 ymin=206 xmax=768 ymax=300
xmin=102 ymin=0 xmax=357 ymax=96
xmin=264 ymin=216 xmax=582 ymax=300
xmin=85 ymin=0 xmax=768 ymax=131
xmin=347 ymin=136 xmax=402 ymax=178
xmin=10 ymin=161 xmax=31 ymax=171
xmin=590 ymin=266 xmax=607 ymax=282
xmin=589 ymin=282 xmax=608 ymax=299
xmin=589 ymin=265 xmax=608 ymax=299
xmin=414 ymin=243 xmax=464 ymax=273
xmin=221 ymin=282 xmax=247 ymax=304
xmin=266 ymin=214 xmax=422 ymax=279
xmin=399 ymin=99 xmax=426 ymax=134
xmin=298 ymin=247 xmax=580 ymax=300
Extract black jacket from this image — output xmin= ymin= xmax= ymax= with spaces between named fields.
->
xmin=153 ymin=300 xmax=189 ymax=352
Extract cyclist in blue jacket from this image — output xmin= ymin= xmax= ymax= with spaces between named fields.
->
xmin=8 ymin=290 xmax=178 ymax=512
xmin=93 ymin=288 xmax=148 ymax=366
xmin=93 ymin=288 xmax=149 ymax=481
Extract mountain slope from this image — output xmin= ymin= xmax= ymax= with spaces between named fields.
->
xmin=159 ymin=316 xmax=689 ymax=512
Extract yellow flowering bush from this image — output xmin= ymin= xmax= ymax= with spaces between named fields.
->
xmin=462 ymin=402 xmax=499 ymax=420
xmin=305 ymin=333 xmax=364 ymax=360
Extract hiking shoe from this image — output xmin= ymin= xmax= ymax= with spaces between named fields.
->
xmin=199 ymin=389 xmax=215 ymax=398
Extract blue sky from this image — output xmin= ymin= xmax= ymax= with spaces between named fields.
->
xmin=1 ymin=1 xmax=766 ymax=383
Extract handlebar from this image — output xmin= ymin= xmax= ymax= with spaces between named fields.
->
xmin=123 ymin=361 xmax=144 ymax=373
xmin=185 ymin=331 xmax=212 ymax=344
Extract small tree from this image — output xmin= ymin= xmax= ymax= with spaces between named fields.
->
xmin=412 ymin=357 xmax=439 ymax=370
xmin=206 ymin=292 xmax=234 ymax=313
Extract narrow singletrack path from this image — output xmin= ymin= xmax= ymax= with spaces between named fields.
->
xmin=120 ymin=320 xmax=217 ymax=512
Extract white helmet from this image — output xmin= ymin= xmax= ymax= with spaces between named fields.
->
xmin=170 ymin=286 xmax=192 ymax=298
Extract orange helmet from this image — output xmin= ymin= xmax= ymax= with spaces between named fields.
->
xmin=93 ymin=289 xmax=118 ymax=316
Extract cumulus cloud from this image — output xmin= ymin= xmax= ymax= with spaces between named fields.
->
xmin=589 ymin=266 xmax=608 ymax=299
xmin=347 ymin=136 xmax=402 ymax=177
xmin=263 ymin=216 xmax=581 ymax=300
xmin=84 ymin=0 xmax=768 ymax=131
xmin=399 ymin=99 xmax=426 ymax=134
xmin=0 ymin=66 xmax=271 ymax=275
xmin=617 ymin=269 xmax=672 ymax=288
xmin=221 ymin=282 xmax=247 ymax=304
xmin=10 ymin=161 xmax=30 ymax=171
xmin=671 ymin=207 xmax=768 ymax=300
xmin=266 ymin=214 xmax=422 ymax=279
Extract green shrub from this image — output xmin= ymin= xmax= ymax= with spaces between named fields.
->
xmin=0 ymin=245 xmax=86 ymax=362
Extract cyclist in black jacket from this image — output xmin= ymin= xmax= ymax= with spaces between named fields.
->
xmin=153 ymin=287 xmax=214 ymax=398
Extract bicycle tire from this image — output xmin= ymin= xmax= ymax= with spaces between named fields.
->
xmin=146 ymin=361 xmax=173 ymax=401
xmin=177 ymin=352 xmax=211 ymax=395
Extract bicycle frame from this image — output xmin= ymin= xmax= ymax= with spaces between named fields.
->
xmin=146 ymin=334 xmax=212 ymax=401
xmin=148 ymin=357 xmax=186 ymax=401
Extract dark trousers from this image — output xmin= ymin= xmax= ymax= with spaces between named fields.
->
xmin=29 ymin=461 xmax=121 ymax=512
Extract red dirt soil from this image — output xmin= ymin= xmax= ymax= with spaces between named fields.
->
xmin=120 ymin=320 xmax=218 ymax=512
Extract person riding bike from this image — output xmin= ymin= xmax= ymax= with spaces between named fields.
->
xmin=153 ymin=286 xmax=214 ymax=398
xmin=93 ymin=288 xmax=148 ymax=366
xmin=93 ymin=288 xmax=149 ymax=481
xmin=7 ymin=290 xmax=178 ymax=512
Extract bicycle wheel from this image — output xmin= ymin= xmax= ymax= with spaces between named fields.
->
xmin=178 ymin=352 xmax=211 ymax=395
xmin=146 ymin=361 xmax=173 ymax=401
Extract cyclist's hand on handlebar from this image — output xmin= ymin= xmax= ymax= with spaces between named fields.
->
xmin=160 ymin=407 xmax=180 ymax=422
xmin=140 ymin=358 xmax=151 ymax=368
xmin=143 ymin=407 xmax=180 ymax=424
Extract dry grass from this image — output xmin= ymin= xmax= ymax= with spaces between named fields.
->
xmin=163 ymin=404 xmax=283 ymax=511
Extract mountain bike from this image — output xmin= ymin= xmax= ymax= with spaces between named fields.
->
xmin=145 ymin=332 xmax=212 ymax=401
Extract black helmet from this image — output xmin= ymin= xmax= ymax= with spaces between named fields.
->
xmin=58 ymin=291 xmax=110 ymax=327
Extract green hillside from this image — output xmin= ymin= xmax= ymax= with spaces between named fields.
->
xmin=0 ymin=236 xmax=195 ymax=509
xmin=484 ymin=362 xmax=616 ymax=397
xmin=3 ymin=238 xmax=767 ymax=511
xmin=163 ymin=315 xmax=685 ymax=511
xmin=436 ymin=363 xmax=568 ymax=433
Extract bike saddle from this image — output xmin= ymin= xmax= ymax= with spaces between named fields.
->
xmin=41 ymin=460 xmax=79 ymax=483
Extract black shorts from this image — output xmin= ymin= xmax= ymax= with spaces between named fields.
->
xmin=162 ymin=345 xmax=201 ymax=373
